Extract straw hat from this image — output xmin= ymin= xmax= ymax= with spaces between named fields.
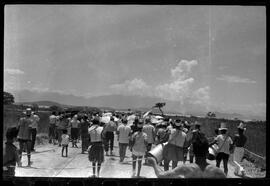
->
xmin=237 ymin=122 xmax=246 ymax=130
xmin=219 ymin=122 xmax=228 ymax=130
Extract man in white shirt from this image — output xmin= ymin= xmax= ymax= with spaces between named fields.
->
xmin=30 ymin=112 xmax=40 ymax=151
xmin=117 ymin=118 xmax=131 ymax=162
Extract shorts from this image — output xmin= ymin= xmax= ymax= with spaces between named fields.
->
xmin=132 ymin=150 xmax=145 ymax=157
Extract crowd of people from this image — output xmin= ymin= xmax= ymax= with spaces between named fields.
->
xmin=3 ymin=108 xmax=248 ymax=178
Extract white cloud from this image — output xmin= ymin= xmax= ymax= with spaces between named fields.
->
xmin=191 ymin=86 xmax=210 ymax=106
xmin=155 ymin=78 xmax=194 ymax=101
xmin=217 ymin=75 xmax=256 ymax=84
xmin=110 ymin=78 xmax=151 ymax=96
xmin=4 ymin=68 xmax=24 ymax=75
xmin=171 ymin=60 xmax=198 ymax=80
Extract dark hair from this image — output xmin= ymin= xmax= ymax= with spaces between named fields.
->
xmin=192 ymin=132 xmax=209 ymax=157
xmin=6 ymin=127 xmax=18 ymax=140
xmin=214 ymin=128 xmax=219 ymax=135
xmin=63 ymin=129 xmax=68 ymax=134
xmin=220 ymin=129 xmax=227 ymax=134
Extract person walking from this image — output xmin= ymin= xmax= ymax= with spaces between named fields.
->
xmin=162 ymin=119 xmax=187 ymax=171
xmin=209 ymin=122 xmax=233 ymax=176
xmin=70 ymin=114 xmax=80 ymax=148
xmin=3 ymin=127 xmax=22 ymax=178
xmin=232 ymin=122 xmax=247 ymax=177
xmin=80 ymin=115 xmax=90 ymax=154
xmin=117 ymin=118 xmax=131 ymax=162
xmin=17 ymin=108 xmax=33 ymax=167
xmin=142 ymin=117 xmax=156 ymax=165
xmin=29 ymin=111 xmax=40 ymax=151
xmin=129 ymin=119 xmax=148 ymax=177
xmin=88 ymin=118 xmax=105 ymax=178
xmin=103 ymin=117 xmax=117 ymax=156
xmin=48 ymin=111 xmax=57 ymax=145
xmin=61 ymin=129 xmax=69 ymax=157
xmin=56 ymin=113 xmax=67 ymax=147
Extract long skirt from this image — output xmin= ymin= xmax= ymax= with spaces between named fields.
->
xmin=88 ymin=142 xmax=104 ymax=163
xmin=163 ymin=143 xmax=184 ymax=161
xmin=71 ymin=128 xmax=79 ymax=141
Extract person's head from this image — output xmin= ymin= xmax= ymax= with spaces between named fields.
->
xmin=63 ymin=129 xmax=68 ymax=134
xmin=52 ymin=111 xmax=56 ymax=115
xmin=174 ymin=119 xmax=182 ymax=130
xmin=110 ymin=117 xmax=114 ymax=121
xmin=6 ymin=127 xmax=18 ymax=142
xmin=83 ymin=115 xmax=88 ymax=121
xmin=92 ymin=117 xmax=100 ymax=125
xmin=194 ymin=121 xmax=201 ymax=130
xmin=122 ymin=118 xmax=128 ymax=125
xmin=25 ymin=108 xmax=32 ymax=117
xmin=220 ymin=129 xmax=227 ymax=134
xmin=137 ymin=119 xmax=144 ymax=131
xmin=237 ymin=122 xmax=246 ymax=135
xmin=145 ymin=117 xmax=150 ymax=124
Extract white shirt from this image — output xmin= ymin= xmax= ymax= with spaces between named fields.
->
xmin=142 ymin=124 xmax=155 ymax=144
xmin=30 ymin=114 xmax=40 ymax=129
xmin=117 ymin=124 xmax=131 ymax=144
xmin=215 ymin=134 xmax=233 ymax=155
xmin=61 ymin=134 xmax=69 ymax=145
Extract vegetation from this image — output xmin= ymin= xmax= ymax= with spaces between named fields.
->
xmin=4 ymin=91 xmax=15 ymax=105
xmin=153 ymin=102 xmax=166 ymax=116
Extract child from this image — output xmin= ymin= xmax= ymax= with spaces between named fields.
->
xmin=3 ymin=127 xmax=22 ymax=178
xmin=61 ymin=129 xmax=69 ymax=157
xmin=129 ymin=119 xmax=148 ymax=178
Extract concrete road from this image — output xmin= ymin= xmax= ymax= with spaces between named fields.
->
xmin=15 ymin=135 xmax=240 ymax=178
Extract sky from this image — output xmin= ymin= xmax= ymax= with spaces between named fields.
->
xmin=4 ymin=5 xmax=266 ymax=117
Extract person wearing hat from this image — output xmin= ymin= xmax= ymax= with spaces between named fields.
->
xmin=17 ymin=108 xmax=33 ymax=167
xmin=129 ymin=119 xmax=148 ymax=177
xmin=142 ymin=117 xmax=156 ymax=165
xmin=88 ymin=118 xmax=104 ymax=177
xmin=209 ymin=122 xmax=233 ymax=176
xmin=232 ymin=122 xmax=247 ymax=177
xmin=3 ymin=127 xmax=22 ymax=177
xmin=117 ymin=117 xmax=131 ymax=162
xmin=162 ymin=119 xmax=187 ymax=171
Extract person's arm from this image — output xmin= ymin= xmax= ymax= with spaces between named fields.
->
xmin=147 ymin=157 xmax=183 ymax=178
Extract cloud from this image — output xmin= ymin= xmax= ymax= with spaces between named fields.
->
xmin=4 ymin=68 xmax=25 ymax=75
xmin=155 ymin=78 xmax=194 ymax=101
xmin=171 ymin=60 xmax=198 ymax=80
xmin=191 ymin=86 xmax=210 ymax=106
xmin=217 ymin=75 xmax=256 ymax=84
xmin=110 ymin=78 xmax=151 ymax=96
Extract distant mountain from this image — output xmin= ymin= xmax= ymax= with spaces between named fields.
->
xmin=10 ymin=89 xmax=265 ymax=121
xmin=15 ymin=100 xmax=63 ymax=107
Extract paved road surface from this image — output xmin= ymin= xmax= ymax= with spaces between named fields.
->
xmin=15 ymin=135 xmax=240 ymax=178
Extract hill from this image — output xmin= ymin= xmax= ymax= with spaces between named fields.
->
xmin=10 ymin=89 xmax=265 ymax=121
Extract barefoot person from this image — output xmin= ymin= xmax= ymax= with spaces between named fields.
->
xmin=30 ymin=111 xmax=40 ymax=152
xmin=147 ymin=133 xmax=226 ymax=178
xmin=129 ymin=119 xmax=148 ymax=177
xmin=232 ymin=122 xmax=247 ymax=177
xmin=88 ymin=117 xmax=104 ymax=178
xmin=17 ymin=108 xmax=33 ymax=167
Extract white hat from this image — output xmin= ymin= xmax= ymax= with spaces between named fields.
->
xmin=219 ymin=122 xmax=228 ymax=130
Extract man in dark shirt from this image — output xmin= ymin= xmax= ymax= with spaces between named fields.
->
xmin=232 ymin=122 xmax=247 ymax=177
xmin=3 ymin=127 xmax=22 ymax=178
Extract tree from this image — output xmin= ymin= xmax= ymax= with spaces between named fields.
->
xmin=32 ymin=103 xmax=39 ymax=112
xmin=4 ymin=91 xmax=15 ymax=105
xmin=50 ymin=105 xmax=62 ymax=112
xmin=153 ymin=102 xmax=166 ymax=116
